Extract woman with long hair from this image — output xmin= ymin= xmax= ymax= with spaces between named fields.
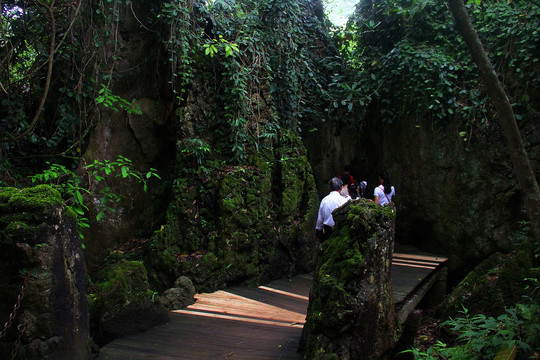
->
xmin=374 ymin=170 xmax=395 ymax=206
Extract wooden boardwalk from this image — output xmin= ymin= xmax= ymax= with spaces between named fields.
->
xmin=392 ymin=245 xmax=448 ymax=322
xmin=99 ymin=247 xmax=447 ymax=359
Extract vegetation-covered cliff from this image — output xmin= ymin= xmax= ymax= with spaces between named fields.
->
xmin=0 ymin=0 xmax=538 ymax=357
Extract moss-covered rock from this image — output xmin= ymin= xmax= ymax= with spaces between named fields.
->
xmin=302 ymin=200 xmax=397 ymax=360
xmin=89 ymin=259 xmax=167 ymax=346
xmin=0 ymin=185 xmax=94 ymax=359
xmin=157 ymin=276 xmax=196 ymax=311
xmin=5 ymin=185 xmax=63 ymax=211
xmin=0 ymin=185 xmax=63 ymax=246
xmin=145 ymin=130 xmax=319 ymax=293
xmin=437 ymin=239 xmax=536 ymax=319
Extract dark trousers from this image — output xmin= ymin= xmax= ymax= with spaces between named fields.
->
xmin=320 ymin=225 xmax=334 ymax=242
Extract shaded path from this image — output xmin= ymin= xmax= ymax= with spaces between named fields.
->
xmin=99 ymin=247 xmax=447 ymax=359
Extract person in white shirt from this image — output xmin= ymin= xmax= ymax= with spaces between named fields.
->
xmin=373 ymin=170 xmax=395 ymax=206
xmin=316 ymin=177 xmax=350 ymax=242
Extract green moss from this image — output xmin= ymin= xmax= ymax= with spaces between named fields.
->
xmin=0 ymin=187 xmax=18 ymax=205
xmin=319 ymin=226 xmax=365 ymax=282
xmin=145 ymin=133 xmax=319 ymax=292
xmin=0 ymin=186 xmax=66 ymax=245
xmin=160 ymin=246 xmax=181 ymax=271
xmin=63 ymin=206 xmax=78 ymax=221
xmin=91 ymin=260 xmax=153 ymax=310
xmin=440 ymin=240 xmax=535 ymax=318
xmin=4 ymin=220 xmax=37 ymax=239
xmin=202 ymin=252 xmax=219 ymax=270
xmin=313 ymin=349 xmax=339 ymax=360
xmin=1 ymin=185 xmax=62 ymax=212
xmin=5 ymin=220 xmax=30 ymax=232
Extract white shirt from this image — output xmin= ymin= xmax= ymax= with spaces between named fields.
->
xmin=316 ymin=191 xmax=349 ymax=230
xmin=374 ymin=185 xmax=395 ymax=206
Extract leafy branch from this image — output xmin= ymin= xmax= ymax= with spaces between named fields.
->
xmin=203 ymin=35 xmax=240 ymax=58
xmin=95 ymin=85 xmax=142 ymax=115
xmin=30 ymin=156 xmax=160 ymax=238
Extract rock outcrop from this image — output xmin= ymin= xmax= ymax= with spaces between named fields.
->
xmin=145 ymin=130 xmax=320 ymax=293
xmin=0 ymin=185 xmax=95 ymax=359
xmin=301 ymin=200 xmax=397 ymax=360
xmin=437 ymin=239 xmax=538 ymax=319
xmin=157 ymin=276 xmax=196 ymax=311
xmin=88 ymin=259 xmax=168 ymax=346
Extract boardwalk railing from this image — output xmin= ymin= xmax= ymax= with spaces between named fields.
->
xmin=392 ymin=246 xmax=448 ymax=322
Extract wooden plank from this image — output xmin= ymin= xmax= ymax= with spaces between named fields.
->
xmin=392 ymin=257 xmax=441 ymax=267
xmin=391 ymin=262 xmax=435 ymax=303
xmin=393 ymin=252 xmax=448 ymax=263
xmin=186 ymin=300 xmax=305 ymax=324
xmin=113 ymin=321 xmax=300 ymax=348
xmin=226 ymin=287 xmax=309 ymax=314
xmin=393 ymin=244 xmax=448 ymax=264
xmin=191 ymin=290 xmax=306 ymax=317
xmin=99 ymin=275 xmax=308 ymax=359
xmin=392 ymin=261 xmax=437 ymax=269
xmin=174 ymin=309 xmax=304 ymax=327
xmin=148 ymin=315 xmax=302 ymax=345
xmin=102 ymin=339 xmax=303 ymax=360
xmin=258 ymin=286 xmax=310 ymax=301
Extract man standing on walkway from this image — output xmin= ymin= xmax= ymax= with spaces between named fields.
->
xmin=316 ymin=177 xmax=349 ymax=242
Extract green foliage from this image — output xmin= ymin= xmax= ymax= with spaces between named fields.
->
xmin=400 ymin=340 xmax=450 ymax=360
xmin=30 ymin=163 xmax=91 ymax=233
xmin=161 ymin=0 xmax=338 ymax=162
xmin=0 ymin=0 xmax=165 ymax=184
xmin=95 ymin=85 xmax=142 ymax=115
xmin=180 ymin=138 xmax=211 ymax=166
xmin=203 ymin=35 xmax=240 ymax=58
xmin=333 ymin=0 xmax=540 ymax=132
xmin=441 ymin=305 xmax=538 ymax=358
xmin=29 ymin=156 xmax=160 ymax=238
xmin=404 ymin=301 xmax=540 ymax=359
xmin=159 ymin=0 xmax=198 ymax=102
xmin=1 ymin=0 xmax=339 ymax=173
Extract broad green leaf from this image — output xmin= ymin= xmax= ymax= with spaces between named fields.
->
xmin=75 ymin=190 xmax=84 ymax=205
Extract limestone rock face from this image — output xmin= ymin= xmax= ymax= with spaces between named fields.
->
xmin=0 ymin=186 xmax=95 ymax=359
xmin=302 ymin=200 xmax=396 ymax=360
xmin=80 ymin=0 xmax=175 ymax=263
xmin=145 ymin=133 xmax=321 ymax=293
xmin=305 ymin=113 xmax=539 ymax=278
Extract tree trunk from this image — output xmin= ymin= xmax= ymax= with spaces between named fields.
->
xmin=447 ymin=0 xmax=540 ymax=246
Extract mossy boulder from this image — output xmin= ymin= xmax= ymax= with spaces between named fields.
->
xmin=0 ymin=185 xmax=63 ymax=246
xmin=88 ymin=259 xmax=167 ymax=346
xmin=0 ymin=185 xmax=62 ymax=212
xmin=157 ymin=276 xmax=196 ymax=311
xmin=302 ymin=200 xmax=397 ymax=360
xmin=437 ymin=239 xmax=537 ymax=319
